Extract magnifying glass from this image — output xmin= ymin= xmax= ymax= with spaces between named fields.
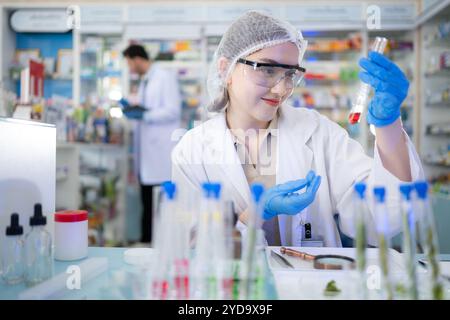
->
xmin=280 ymin=247 xmax=355 ymax=270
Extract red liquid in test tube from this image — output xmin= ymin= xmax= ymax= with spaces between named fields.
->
xmin=222 ymin=278 xmax=234 ymax=300
xmin=348 ymin=112 xmax=361 ymax=124
xmin=152 ymin=280 xmax=169 ymax=300
xmin=348 ymin=37 xmax=388 ymax=125
xmin=174 ymin=259 xmax=190 ymax=299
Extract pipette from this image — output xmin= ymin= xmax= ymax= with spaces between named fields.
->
xmin=348 ymin=37 xmax=388 ymax=125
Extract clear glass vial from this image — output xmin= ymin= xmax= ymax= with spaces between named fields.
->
xmin=2 ymin=213 xmax=25 ymax=285
xmin=25 ymin=204 xmax=53 ymax=286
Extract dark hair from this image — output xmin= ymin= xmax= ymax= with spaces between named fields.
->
xmin=122 ymin=44 xmax=149 ymax=60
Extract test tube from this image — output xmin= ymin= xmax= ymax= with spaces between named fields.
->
xmin=399 ymin=184 xmax=419 ymax=300
xmin=348 ymin=37 xmax=388 ymax=125
xmin=414 ymin=182 xmax=444 ymax=300
xmin=173 ymin=192 xmax=190 ymax=300
xmin=191 ymin=183 xmax=214 ymax=299
xmin=151 ymin=181 xmax=176 ymax=300
xmin=240 ymin=183 xmax=264 ymax=300
xmin=373 ymin=187 xmax=394 ymax=300
xmin=353 ymin=183 xmax=368 ymax=299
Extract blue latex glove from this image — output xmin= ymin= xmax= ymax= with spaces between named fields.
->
xmin=359 ymin=51 xmax=409 ymax=127
xmin=123 ymin=108 xmax=145 ymax=120
xmin=118 ymin=98 xmax=130 ymax=108
xmin=262 ymin=170 xmax=321 ymax=220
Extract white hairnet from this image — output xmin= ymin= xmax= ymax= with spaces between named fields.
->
xmin=206 ymin=10 xmax=308 ymax=112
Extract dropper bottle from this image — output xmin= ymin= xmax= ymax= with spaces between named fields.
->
xmin=2 ymin=213 xmax=25 ymax=285
xmin=25 ymin=204 xmax=53 ymax=286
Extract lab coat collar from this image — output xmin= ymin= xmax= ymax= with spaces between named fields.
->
xmin=142 ymin=63 xmax=158 ymax=82
xmin=205 ymin=104 xmax=319 ymax=155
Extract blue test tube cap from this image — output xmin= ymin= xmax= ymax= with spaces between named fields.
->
xmin=354 ymin=182 xmax=366 ymax=199
xmin=414 ymin=181 xmax=428 ymax=199
xmin=251 ymin=183 xmax=265 ymax=203
xmin=373 ymin=186 xmax=386 ymax=203
xmin=162 ymin=181 xmax=176 ymax=200
xmin=399 ymin=184 xmax=413 ymax=201
xmin=202 ymin=182 xmax=212 ymax=198
xmin=210 ymin=183 xmax=221 ymax=199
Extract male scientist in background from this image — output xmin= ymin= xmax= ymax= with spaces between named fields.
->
xmin=122 ymin=44 xmax=181 ymax=244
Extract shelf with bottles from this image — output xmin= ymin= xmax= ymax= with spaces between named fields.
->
xmin=429 ymin=171 xmax=450 ymax=200
xmin=423 ymin=142 xmax=450 ymax=167
xmin=206 ymin=36 xmax=222 ymax=62
xmin=302 ymin=32 xmax=361 ymax=86
xmin=424 ymin=68 xmax=450 ymax=77
xmin=0 ymin=88 xmax=17 ymax=118
xmin=428 ymin=18 xmax=450 ymax=46
xmin=55 ymin=136 xmax=128 ymax=247
xmin=141 ymin=39 xmax=202 ymax=62
xmin=425 ymin=122 xmax=450 ymax=136
xmin=80 ymin=172 xmax=123 ymax=247
xmin=65 ymin=104 xmax=126 ymax=146
xmin=292 ymin=32 xmax=361 ymax=119
xmin=76 ymin=130 xmax=128 ymax=247
xmin=80 ymin=35 xmax=123 ymax=105
xmin=426 ymin=101 xmax=450 ymax=108
xmin=302 ymin=62 xmax=360 ymax=87
xmin=420 ymin=7 xmax=450 ymax=186
xmin=8 ymin=31 xmax=75 ymax=101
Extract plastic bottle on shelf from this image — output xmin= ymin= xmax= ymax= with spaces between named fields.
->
xmin=24 ymin=204 xmax=53 ymax=286
xmin=2 ymin=213 xmax=25 ymax=285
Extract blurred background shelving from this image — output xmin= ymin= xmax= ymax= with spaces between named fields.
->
xmin=419 ymin=3 xmax=450 ymax=206
xmin=0 ymin=1 xmax=448 ymax=250
xmin=288 ymin=30 xmax=363 ymax=144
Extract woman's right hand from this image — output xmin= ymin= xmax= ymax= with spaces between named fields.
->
xmin=262 ymin=170 xmax=321 ymax=220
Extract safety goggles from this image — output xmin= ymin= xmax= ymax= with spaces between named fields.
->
xmin=237 ymin=58 xmax=306 ymax=90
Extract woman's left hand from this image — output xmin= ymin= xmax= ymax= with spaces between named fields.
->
xmin=359 ymin=51 xmax=410 ymax=128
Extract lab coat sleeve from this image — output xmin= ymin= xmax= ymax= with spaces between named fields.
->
xmin=143 ymin=70 xmax=181 ymax=124
xmin=327 ymin=120 xmax=424 ymax=246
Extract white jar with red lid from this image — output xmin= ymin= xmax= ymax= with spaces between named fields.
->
xmin=54 ymin=210 xmax=88 ymax=261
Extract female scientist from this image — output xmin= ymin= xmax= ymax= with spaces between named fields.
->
xmin=171 ymin=11 xmax=423 ymax=247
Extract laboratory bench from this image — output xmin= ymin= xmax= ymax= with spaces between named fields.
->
xmin=1 ymin=247 xmax=449 ymax=300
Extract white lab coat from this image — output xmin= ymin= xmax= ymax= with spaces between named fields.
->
xmin=171 ymin=104 xmax=424 ymax=247
xmin=135 ymin=63 xmax=181 ymax=185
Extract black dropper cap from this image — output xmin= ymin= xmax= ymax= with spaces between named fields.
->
xmin=6 ymin=213 xmax=23 ymax=236
xmin=29 ymin=203 xmax=47 ymax=226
